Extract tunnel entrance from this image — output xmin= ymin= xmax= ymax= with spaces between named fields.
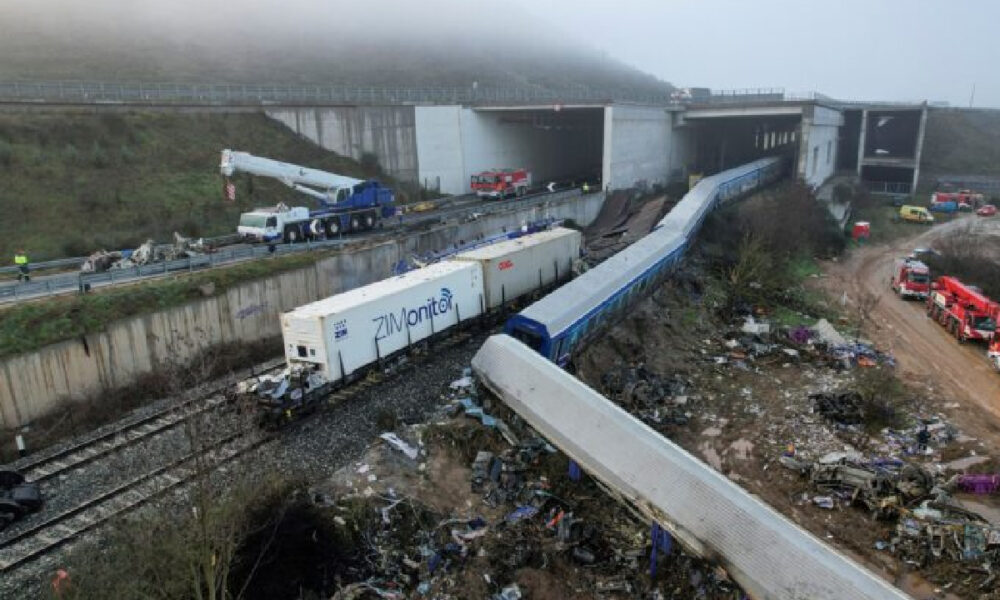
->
xmin=685 ymin=115 xmax=800 ymax=175
xmin=467 ymin=106 xmax=604 ymax=188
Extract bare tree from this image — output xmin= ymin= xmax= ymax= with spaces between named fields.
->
xmin=853 ymin=282 xmax=881 ymax=340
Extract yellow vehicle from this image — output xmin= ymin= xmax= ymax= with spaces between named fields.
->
xmin=899 ymin=205 xmax=934 ymax=224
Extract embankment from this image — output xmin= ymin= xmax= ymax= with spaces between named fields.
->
xmin=0 ymin=191 xmax=604 ymax=428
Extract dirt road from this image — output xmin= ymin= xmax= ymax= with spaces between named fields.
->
xmin=822 ymin=216 xmax=1000 ymax=434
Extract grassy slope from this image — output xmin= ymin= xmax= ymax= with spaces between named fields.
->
xmin=921 ymin=108 xmax=1000 ymax=179
xmin=0 ymin=35 xmax=672 ymax=99
xmin=0 ymin=111 xmax=396 ymax=261
xmin=0 ymin=250 xmax=330 ymax=358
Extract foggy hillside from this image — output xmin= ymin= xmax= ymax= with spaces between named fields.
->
xmin=0 ymin=0 xmax=672 ymax=97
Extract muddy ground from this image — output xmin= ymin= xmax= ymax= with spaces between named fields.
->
xmin=574 ymin=226 xmax=1000 ymax=599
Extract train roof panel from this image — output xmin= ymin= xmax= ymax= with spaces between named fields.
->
xmin=452 ymin=227 xmax=578 ymax=261
xmin=286 ymin=261 xmax=476 ymax=319
xmin=518 ymin=228 xmax=683 ymax=335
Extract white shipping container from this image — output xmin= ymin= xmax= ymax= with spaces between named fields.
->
xmin=452 ymin=227 xmax=581 ymax=309
xmin=281 ymin=261 xmax=484 ymax=381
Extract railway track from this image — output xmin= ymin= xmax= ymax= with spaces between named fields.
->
xmin=0 ymin=358 xmax=292 ymax=573
xmin=6 ymin=358 xmax=285 ymax=484
xmin=0 ymin=431 xmax=272 ymax=572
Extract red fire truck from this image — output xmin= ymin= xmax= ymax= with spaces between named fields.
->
xmin=890 ymin=258 xmax=930 ymax=299
xmin=926 ymin=276 xmax=999 ymax=343
xmin=471 ymin=168 xmax=532 ymax=199
xmin=931 ymin=189 xmax=983 ymax=211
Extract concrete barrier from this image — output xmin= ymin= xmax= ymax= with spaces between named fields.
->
xmin=0 ymin=192 xmax=604 ymax=428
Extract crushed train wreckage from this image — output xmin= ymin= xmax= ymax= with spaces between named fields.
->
xmin=80 ymin=232 xmax=210 ymax=273
xmin=317 ymin=369 xmax=749 ymax=599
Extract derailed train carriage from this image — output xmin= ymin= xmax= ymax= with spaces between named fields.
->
xmin=245 ymin=227 xmax=582 ymax=424
xmin=504 ymin=157 xmax=785 ymax=365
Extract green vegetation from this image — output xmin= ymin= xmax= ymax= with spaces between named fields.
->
xmin=0 ymin=250 xmax=330 ymax=358
xmin=922 ymin=226 xmax=1000 ymax=299
xmin=700 ymin=181 xmax=846 ymax=319
xmin=922 ymin=108 xmax=1000 ymax=182
xmin=0 ymin=111 xmax=401 ymax=261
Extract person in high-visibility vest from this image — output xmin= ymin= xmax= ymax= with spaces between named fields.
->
xmin=14 ymin=250 xmax=29 ymax=282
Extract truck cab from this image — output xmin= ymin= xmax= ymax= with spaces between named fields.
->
xmin=238 ymin=205 xmax=310 ymax=243
xmin=891 ymin=258 xmax=930 ymax=299
xmin=471 ymin=169 xmax=531 ymax=199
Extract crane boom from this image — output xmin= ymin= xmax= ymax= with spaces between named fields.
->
xmin=220 ymin=149 xmax=364 ymax=206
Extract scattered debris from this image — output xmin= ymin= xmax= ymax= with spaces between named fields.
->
xmin=379 ymin=433 xmax=420 ymax=460
xmin=80 ymin=232 xmax=209 ymax=273
xmin=313 ymin=366 xmax=747 ymax=599
xmin=236 ymin=365 xmax=331 ymax=426
xmin=813 ymin=318 xmax=848 ymax=346
xmin=811 ymin=391 xmax=864 ymax=425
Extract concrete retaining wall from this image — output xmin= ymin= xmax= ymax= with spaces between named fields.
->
xmin=266 ymin=106 xmax=419 ymax=183
xmin=0 ymin=192 xmax=604 ymax=428
xmin=603 ymin=105 xmax=676 ymax=190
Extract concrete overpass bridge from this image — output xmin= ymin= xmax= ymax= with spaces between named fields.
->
xmin=0 ymin=81 xmax=929 ymax=197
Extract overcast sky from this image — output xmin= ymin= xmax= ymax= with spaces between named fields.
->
xmin=2 ymin=0 xmax=997 ymax=107
xmin=525 ymin=0 xmax=1000 ymax=108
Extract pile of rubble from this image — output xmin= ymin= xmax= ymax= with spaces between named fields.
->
xmin=599 ymin=364 xmax=692 ymax=428
xmin=317 ymin=369 xmax=747 ymax=599
xmin=711 ymin=315 xmax=894 ymax=371
xmin=80 ymin=232 xmax=209 ymax=273
xmin=779 ymin=409 xmax=1000 ymax=592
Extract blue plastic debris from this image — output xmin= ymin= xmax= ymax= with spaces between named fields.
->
xmin=428 ymin=553 xmax=442 ymax=574
xmin=505 ymin=505 xmax=540 ymax=524
xmin=649 ymin=522 xmax=673 ymax=578
xmin=568 ymin=459 xmax=582 ymax=482
xmin=459 ymin=398 xmax=499 ymax=428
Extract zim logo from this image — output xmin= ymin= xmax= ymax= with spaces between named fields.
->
xmin=333 ymin=319 xmax=348 ymax=340
xmin=498 ymin=260 xmax=514 ymax=271
xmin=372 ymin=288 xmax=455 ymax=341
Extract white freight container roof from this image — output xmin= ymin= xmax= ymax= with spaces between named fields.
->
xmin=287 ymin=261 xmax=476 ymax=319
xmin=454 ymin=228 xmax=578 ymax=261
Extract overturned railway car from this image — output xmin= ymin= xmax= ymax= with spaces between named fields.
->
xmin=504 ymin=157 xmax=784 ymax=364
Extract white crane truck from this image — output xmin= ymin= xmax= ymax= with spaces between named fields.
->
xmin=221 ymin=150 xmax=396 ymax=243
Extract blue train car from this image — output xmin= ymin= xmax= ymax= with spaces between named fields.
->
xmin=504 ymin=157 xmax=784 ymax=365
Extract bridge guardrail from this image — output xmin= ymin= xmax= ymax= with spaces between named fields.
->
xmin=0 ymin=80 xmax=673 ymax=106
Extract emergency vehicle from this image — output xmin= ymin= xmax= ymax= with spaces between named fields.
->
xmin=471 ymin=168 xmax=531 ymax=199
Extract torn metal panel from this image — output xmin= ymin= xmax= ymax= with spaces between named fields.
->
xmin=471 ymin=334 xmax=911 ymax=600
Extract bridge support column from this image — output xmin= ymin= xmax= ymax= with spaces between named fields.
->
xmin=856 ymin=109 xmax=868 ymax=177
xmin=911 ymin=104 xmax=928 ymax=192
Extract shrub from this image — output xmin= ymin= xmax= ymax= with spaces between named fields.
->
xmin=922 ymin=227 xmax=1000 ymax=299
xmin=0 ymin=139 xmax=12 ymax=167
xmin=91 ymin=141 xmax=111 ymax=168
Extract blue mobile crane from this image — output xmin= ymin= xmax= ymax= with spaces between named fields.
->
xmin=221 ymin=149 xmax=396 ymax=243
